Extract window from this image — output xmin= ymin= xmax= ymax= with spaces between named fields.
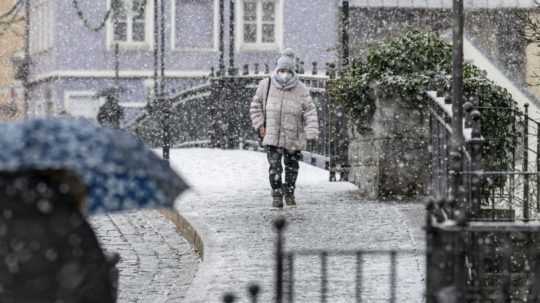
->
xmin=64 ymin=91 xmax=104 ymax=121
xmin=108 ymin=0 xmax=153 ymax=48
xmin=238 ymin=0 xmax=282 ymax=50
xmin=30 ymin=0 xmax=53 ymax=53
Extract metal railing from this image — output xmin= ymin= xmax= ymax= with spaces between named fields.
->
xmin=467 ymin=104 xmax=540 ymax=222
xmin=131 ymin=61 xmax=350 ymax=179
xmin=426 ymin=91 xmax=540 ymax=301
xmin=427 ymin=91 xmax=475 ymax=213
xmin=426 ymin=90 xmax=540 ymax=222
xmin=221 ymin=218 xmax=423 ymax=303
xmin=426 ymin=199 xmax=540 ymax=302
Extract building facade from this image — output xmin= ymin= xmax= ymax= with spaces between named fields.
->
xmin=23 ymin=0 xmax=540 ymax=124
xmin=0 ymin=0 xmax=24 ymax=121
xmin=25 ymin=0 xmax=339 ymax=123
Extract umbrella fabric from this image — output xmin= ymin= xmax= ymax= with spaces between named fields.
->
xmin=0 ymin=118 xmax=188 ymax=214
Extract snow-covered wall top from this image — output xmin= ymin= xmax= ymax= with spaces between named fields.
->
xmin=345 ymin=0 xmax=538 ymax=8
xmin=464 ymin=37 xmax=540 ymax=118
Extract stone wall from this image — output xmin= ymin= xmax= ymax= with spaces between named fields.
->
xmin=349 ymin=93 xmax=430 ymax=199
xmin=345 ymin=7 xmax=527 ymax=197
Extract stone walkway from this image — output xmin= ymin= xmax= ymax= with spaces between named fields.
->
xmin=91 ymin=210 xmax=200 ymax=303
xmin=171 ymin=149 xmax=426 ymax=303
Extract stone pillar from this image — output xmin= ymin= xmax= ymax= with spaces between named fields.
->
xmin=349 ymin=92 xmax=429 ymax=199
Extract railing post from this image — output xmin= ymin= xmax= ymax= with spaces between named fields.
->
xmin=328 ymin=64 xmax=337 ymax=182
xmin=355 ymin=252 xmax=363 ymax=303
xmin=274 ymin=217 xmax=287 ymax=303
xmin=228 ymin=0 xmax=237 ymax=76
xmin=218 ymin=0 xmax=225 ymax=75
xmin=248 ymin=284 xmax=261 ymax=303
xmin=342 ymin=0 xmax=350 ymax=68
xmin=223 ymin=293 xmax=236 ymax=303
xmin=537 ymin=122 xmax=540 ymax=212
xmin=287 ymin=253 xmax=294 ymax=303
xmin=390 ymin=251 xmax=397 ymax=303
xmin=450 ymin=0 xmax=465 ymax=218
xmin=524 ymin=104 xmax=530 ymax=222
xmin=470 ymin=108 xmax=482 ymax=218
xmin=320 ymin=252 xmax=328 ymax=303
xmin=426 ymin=200 xmax=434 ymax=303
xmin=510 ymin=104 xmax=517 ymax=210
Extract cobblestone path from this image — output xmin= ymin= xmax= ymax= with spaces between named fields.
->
xmin=91 ymin=210 xmax=200 ymax=303
xmin=171 ymin=149 xmax=426 ymax=303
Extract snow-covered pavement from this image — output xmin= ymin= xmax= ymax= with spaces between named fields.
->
xmin=91 ymin=211 xmax=200 ymax=303
xmin=172 ymin=148 xmax=426 ymax=303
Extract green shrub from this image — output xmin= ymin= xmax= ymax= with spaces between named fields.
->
xmin=329 ymin=30 xmax=515 ymax=173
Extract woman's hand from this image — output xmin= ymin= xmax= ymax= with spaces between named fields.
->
xmin=259 ymin=127 xmax=266 ymax=138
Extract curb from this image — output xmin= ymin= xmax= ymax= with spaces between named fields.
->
xmin=160 ymin=209 xmax=204 ymax=259
xmin=161 ymin=207 xmax=225 ymax=303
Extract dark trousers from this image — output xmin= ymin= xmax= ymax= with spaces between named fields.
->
xmin=266 ymin=146 xmax=301 ymax=193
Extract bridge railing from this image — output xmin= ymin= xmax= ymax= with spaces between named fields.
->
xmin=132 ymin=61 xmax=351 ymax=179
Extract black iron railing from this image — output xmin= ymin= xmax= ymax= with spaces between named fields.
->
xmin=426 ymin=199 xmax=540 ymax=302
xmin=427 ymin=91 xmax=475 ymax=214
xmin=466 ymin=103 xmax=540 ymax=222
xmin=425 ymin=88 xmax=540 ymax=302
xmin=221 ymin=218 xmax=422 ymax=303
xmin=426 ymin=90 xmax=540 ymax=222
xmin=131 ymin=62 xmax=351 ymax=179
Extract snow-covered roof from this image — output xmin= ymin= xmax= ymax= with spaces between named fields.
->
xmin=346 ymin=0 xmax=539 ymax=8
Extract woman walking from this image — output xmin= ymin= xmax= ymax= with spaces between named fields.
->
xmin=250 ymin=49 xmax=320 ymax=208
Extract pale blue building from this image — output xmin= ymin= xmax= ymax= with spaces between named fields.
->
xmin=24 ymin=0 xmax=340 ymax=123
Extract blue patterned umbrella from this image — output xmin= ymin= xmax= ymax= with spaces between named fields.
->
xmin=0 ymin=118 xmax=188 ymax=214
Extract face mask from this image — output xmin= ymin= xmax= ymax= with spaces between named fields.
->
xmin=278 ymin=71 xmax=292 ymax=82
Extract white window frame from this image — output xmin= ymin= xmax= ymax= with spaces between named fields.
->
xmin=30 ymin=0 xmax=54 ymax=54
xmin=106 ymin=0 xmax=154 ymax=50
xmin=236 ymin=0 xmax=283 ymax=51
xmin=171 ymin=0 xmax=219 ymax=52
xmin=63 ymin=91 xmax=105 ymax=121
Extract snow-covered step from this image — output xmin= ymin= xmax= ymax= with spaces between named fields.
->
xmin=425 ymin=90 xmax=475 ymax=142
xmin=463 ymin=37 xmax=540 ymax=120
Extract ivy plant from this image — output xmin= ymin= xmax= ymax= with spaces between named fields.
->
xmin=329 ymin=30 xmax=516 ymax=178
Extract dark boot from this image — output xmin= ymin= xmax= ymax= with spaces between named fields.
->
xmin=272 ymin=189 xmax=283 ymax=208
xmin=283 ymin=186 xmax=296 ymax=207
xmin=283 ymin=150 xmax=299 ymax=207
